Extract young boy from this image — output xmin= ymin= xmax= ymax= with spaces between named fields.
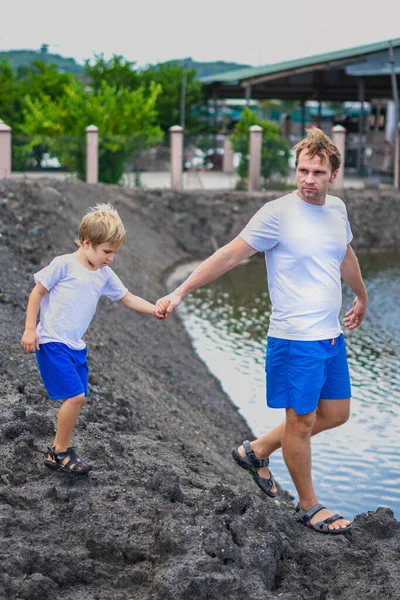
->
xmin=21 ymin=203 xmax=166 ymax=475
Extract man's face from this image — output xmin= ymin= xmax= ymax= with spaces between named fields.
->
xmin=296 ymin=149 xmax=338 ymax=205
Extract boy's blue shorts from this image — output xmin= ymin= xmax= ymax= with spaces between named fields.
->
xmin=265 ymin=334 xmax=351 ymax=415
xmin=35 ymin=342 xmax=89 ymax=401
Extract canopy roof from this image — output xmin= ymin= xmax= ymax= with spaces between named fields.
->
xmin=200 ymin=38 xmax=400 ymax=102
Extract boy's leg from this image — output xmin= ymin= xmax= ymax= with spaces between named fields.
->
xmin=53 ymin=393 xmax=87 ymax=453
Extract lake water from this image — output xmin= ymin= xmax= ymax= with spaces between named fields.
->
xmin=173 ymin=253 xmax=400 ymax=521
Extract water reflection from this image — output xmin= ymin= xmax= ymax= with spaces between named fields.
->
xmin=177 ymin=253 xmax=400 ymax=520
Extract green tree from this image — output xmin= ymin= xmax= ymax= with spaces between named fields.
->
xmin=230 ymin=107 xmax=290 ymax=184
xmin=0 ymin=60 xmax=19 ymax=125
xmin=0 ymin=60 xmax=76 ymax=129
xmin=18 ymin=60 xmax=75 ymax=102
xmin=138 ymin=62 xmax=204 ymax=133
xmin=84 ymin=53 xmax=140 ymax=92
xmin=22 ymin=78 xmax=163 ymax=183
xmin=0 ymin=60 xmax=79 ymax=170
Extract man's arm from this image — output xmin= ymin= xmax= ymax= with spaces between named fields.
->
xmin=158 ymin=236 xmax=257 ymax=316
xmin=341 ymin=244 xmax=368 ymax=329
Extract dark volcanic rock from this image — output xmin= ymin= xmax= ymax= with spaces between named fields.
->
xmin=0 ymin=178 xmax=399 ymax=600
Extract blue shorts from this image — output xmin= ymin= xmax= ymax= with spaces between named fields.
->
xmin=265 ymin=334 xmax=351 ymax=415
xmin=35 ymin=342 xmax=89 ymax=401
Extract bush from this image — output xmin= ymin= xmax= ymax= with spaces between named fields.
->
xmin=230 ymin=107 xmax=290 ymax=185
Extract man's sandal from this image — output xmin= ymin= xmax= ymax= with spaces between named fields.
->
xmin=231 ymin=440 xmax=277 ymax=498
xmin=295 ymin=503 xmax=352 ymax=534
xmin=44 ymin=446 xmax=92 ymax=475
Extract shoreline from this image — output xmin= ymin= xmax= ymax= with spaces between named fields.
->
xmin=1 ymin=178 xmax=400 ymax=600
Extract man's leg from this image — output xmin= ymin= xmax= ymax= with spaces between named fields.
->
xmin=237 ymin=398 xmax=350 ymax=496
xmin=282 ymin=405 xmax=350 ymax=530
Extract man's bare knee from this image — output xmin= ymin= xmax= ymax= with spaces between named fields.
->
xmin=328 ymin=410 xmax=349 ymax=428
xmin=285 ymin=409 xmax=316 ymax=438
xmin=318 ymin=399 xmax=350 ymax=429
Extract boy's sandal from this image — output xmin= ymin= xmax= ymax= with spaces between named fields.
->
xmin=44 ymin=446 xmax=92 ymax=475
xmin=231 ymin=439 xmax=277 ymax=498
xmin=295 ymin=503 xmax=352 ymax=535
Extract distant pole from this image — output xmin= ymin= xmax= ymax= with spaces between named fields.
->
xmin=0 ymin=120 xmax=12 ymax=179
xmin=180 ymin=64 xmax=187 ymax=129
xmin=388 ymin=41 xmax=399 ymax=190
xmin=245 ymin=85 xmax=252 ymax=107
xmin=86 ymin=125 xmax=99 ymax=184
xmin=331 ymin=125 xmax=346 ymax=190
xmin=357 ymin=77 xmax=365 ymax=175
xmin=301 ymin=100 xmax=306 ymax=135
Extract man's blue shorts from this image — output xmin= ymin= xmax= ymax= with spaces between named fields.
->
xmin=265 ymin=334 xmax=351 ymax=415
xmin=35 ymin=342 xmax=89 ymax=401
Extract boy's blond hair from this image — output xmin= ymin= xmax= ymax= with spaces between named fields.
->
xmin=294 ymin=128 xmax=341 ymax=173
xmin=77 ymin=204 xmax=126 ymax=248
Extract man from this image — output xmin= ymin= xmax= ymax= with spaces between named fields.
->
xmin=156 ymin=128 xmax=367 ymax=534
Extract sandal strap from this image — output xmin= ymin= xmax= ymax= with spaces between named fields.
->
xmin=48 ymin=446 xmax=90 ymax=471
xmin=242 ymin=440 xmax=270 ymax=468
xmin=295 ymin=502 xmax=326 ymax=523
xmin=321 ymin=514 xmax=343 ymax=525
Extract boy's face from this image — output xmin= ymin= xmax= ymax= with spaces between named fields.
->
xmin=83 ymin=241 xmax=120 ymax=269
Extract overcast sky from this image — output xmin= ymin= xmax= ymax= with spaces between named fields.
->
xmin=2 ymin=0 xmax=400 ymax=68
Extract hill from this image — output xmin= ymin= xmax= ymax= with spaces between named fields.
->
xmin=0 ymin=48 xmax=84 ymax=75
xmin=160 ymin=57 xmax=253 ymax=78
xmin=0 ymin=49 xmax=251 ymax=79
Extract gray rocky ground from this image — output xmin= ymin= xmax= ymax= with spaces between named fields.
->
xmin=0 ymin=178 xmax=400 ymax=600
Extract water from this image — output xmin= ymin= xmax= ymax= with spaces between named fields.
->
xmin=174 ymin=253 xmax=400 ymax=521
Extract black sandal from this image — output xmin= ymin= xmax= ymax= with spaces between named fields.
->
xmin=44 ymin=446 xmax=92 ymax=475
xmin=295 ymin=503 xmax=352 ymax=535
xmin=231 ymin=440 xmax=277 ymax=498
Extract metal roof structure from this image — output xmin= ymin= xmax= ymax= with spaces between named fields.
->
xmin=200 ymin=38 xmax=400 ymax=102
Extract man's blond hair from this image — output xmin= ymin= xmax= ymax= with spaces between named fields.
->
xmin=294 ymin=128 xmax=341 ymax=173
xmin=77 ymin=203 xmax=126 ymax=248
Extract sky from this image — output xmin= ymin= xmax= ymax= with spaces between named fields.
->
xmin=1 ymin=0 xmax=400 ymax=68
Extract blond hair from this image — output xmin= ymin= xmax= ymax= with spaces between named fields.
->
xmin=294 ymin=128 xmax=341 ymax=173
xmin=77 ymin=203 xmax=126 ymax=248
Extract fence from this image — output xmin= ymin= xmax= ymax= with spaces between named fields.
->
xmin=0 ymin=119 xmax=348 ymax=191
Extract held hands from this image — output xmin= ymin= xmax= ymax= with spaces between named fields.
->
xmin=153 ymin=298 xmax=170 ymax=320
xmin=154 ymin=293 xmax=182 ymax=319
xmin=21 ymin=330 xmax=39 ymax=353
xmin=344 ymin=296 xmax=367 ymax=330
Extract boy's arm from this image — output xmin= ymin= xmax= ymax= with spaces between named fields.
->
xmin=341 ymin=244 xmax=368 ymax=329
xmin=120 ymin=292 xmax=166 ymax=319
xmin=21 ymin=282 xmax=48 ymax=353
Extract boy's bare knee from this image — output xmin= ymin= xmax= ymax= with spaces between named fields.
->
xmin=65 ymin=393 xmax=86 ymax=408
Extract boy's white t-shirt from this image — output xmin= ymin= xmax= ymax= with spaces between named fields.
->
xmin=34 ymin=254 xmax=128 ymax=350
xmin=239 ymin=192 xmax=353 ymax=341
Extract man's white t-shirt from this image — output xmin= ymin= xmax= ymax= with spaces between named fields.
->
xmin=34 ymin=254 xmax=128 ymax=350
xmin=239 ymin=192 xmax=353 ymax=341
